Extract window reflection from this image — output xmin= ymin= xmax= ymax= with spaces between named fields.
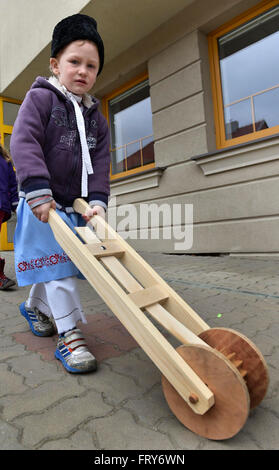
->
xmin=108 ymin=80 xmax=154 ymax=176
xmin=224 ymin=99 xmax=253 ymax=139
xmin=254 ymin=86 xmax=279 ymax=129
xmin=4 ymin=134 xmax=11 ymax=153
xmin=3 ymin=101 xmax=21 ymax=126
xmin=218 ymin=5 xmax=279 ymax=140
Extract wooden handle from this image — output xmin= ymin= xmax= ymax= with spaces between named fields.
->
xmin=48 ymin=207 xmax=62 ymax=225
xmin=73 ymin=198 xmax=90 ymax=215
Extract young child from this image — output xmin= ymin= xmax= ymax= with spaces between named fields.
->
xmin=0 ymin=143 xmax=19 ymax=290
xmin=10 ymin=14 xmax=110 ymax=373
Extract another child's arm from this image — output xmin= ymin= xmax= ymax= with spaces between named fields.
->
xmin=82 ymin=204 xmax=105 ymax=222
xmin=7 ymin=162 xmax=19 ymax=212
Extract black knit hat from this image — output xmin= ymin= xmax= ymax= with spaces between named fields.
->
xmin=51 ymin=14 xmax=104 ymax=75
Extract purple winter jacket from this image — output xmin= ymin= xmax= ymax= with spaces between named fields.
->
xmin=0 ymin=155 xmax=19 ymax=222
xmin=10 ymin=76 xmax=110 ymax=209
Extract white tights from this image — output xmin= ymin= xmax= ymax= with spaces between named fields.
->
xmin=26 ymin=276 xmax=87 ymax=334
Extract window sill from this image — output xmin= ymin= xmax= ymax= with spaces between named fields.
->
xmin=192 ymin=133 xmax=279 ymax=175
xmin=110 ymin=167 xmax=165 ymax=196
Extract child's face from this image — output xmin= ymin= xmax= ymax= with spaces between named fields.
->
xmin=50 ymin=40 xmax=100 ymax=95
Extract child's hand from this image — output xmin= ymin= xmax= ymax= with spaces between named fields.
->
xmin=32 ymin=200 xmax=56 ymax=223
xmin=82 ymin=205 xmax=106 ymax=222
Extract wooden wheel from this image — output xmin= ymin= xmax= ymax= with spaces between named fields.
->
xmin=199 ymin=328 xmax=269 ymax=409
xmin=162 ymin=344 xmax=250 ymax=440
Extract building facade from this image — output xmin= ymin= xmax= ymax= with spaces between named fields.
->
xmin=1 ymin=0 xmax=278 ymax=254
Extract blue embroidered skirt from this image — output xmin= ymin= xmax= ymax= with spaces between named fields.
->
xmin=14 ymin=198 xmax=86 ymax=286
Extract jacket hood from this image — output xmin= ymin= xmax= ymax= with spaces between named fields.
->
xmin=31 ymin=76 xmax=99 ymax=109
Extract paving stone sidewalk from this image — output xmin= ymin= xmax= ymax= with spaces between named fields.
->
xmin=0 ymin=250 xmax=278 ymax=450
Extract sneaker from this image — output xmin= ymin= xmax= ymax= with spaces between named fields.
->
xmin=19 ymin=302 xmax=55 ymax=337
xmin=55 ymin=328 xmax=97 ymax=373
xmin=0 ymin=276 xmax=16 ymax=290
xmin=0 ymin=258 xmax=16 ymax=290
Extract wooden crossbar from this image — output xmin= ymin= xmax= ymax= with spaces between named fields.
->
xmin=127 ymin=285 xmax=169 ymax=309
xmin=86 ymin=240 xmax=125 ymax=258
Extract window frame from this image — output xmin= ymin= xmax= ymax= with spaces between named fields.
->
xmin=208 ymin=0 xmax=279 ymax=149
xmin=102 ymin=72 xmax=155 ymax=180
xmin=0 ymin=96 xmax=21 ymax=251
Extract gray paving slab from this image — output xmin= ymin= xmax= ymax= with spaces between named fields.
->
xmin=0 ymin=250 xmax=278 ymax=450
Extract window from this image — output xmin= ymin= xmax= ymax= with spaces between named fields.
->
xmin=0 ymin=96 xmax=21 ymax=250
xmin=208 ymin=0 xmax=279 ymax=148
xmin=0 ymin=97 xmax=21 ymax=153
xmin=103 ymin=73 xmax=155 ymax=179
